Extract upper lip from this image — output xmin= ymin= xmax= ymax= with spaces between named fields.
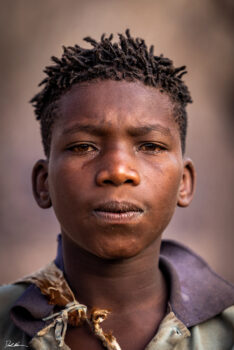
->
xmin=94 ymin=201 xmax=144 ymax=213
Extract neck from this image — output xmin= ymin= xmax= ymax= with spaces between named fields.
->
xmin=62 ymin=233 xmax=167 ymax=315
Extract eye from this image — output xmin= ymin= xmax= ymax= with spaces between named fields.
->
xmin=67 ymin=143 xmax=98 ymax=154
xmin=138 ymin=142 xmax=165 ymax=153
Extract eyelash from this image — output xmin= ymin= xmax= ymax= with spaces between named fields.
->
xmin=67 ymin=142 xmax=166 ymax=155
xmin=138 ymin=142 xmax=166 ymax=153
xmin=67 ymin=143 xmax=98 ymax=154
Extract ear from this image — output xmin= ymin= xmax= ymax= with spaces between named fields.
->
xmin=177 ymin=158 xmax=196 ymax=207
xmin=32 ymin=159 xmax=52 ymax=209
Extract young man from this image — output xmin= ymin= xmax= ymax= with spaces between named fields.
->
xmin=0 ymin=30 xmax=233 ymax=349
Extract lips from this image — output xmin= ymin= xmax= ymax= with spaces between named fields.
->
xmin=93 ymin=201 xmax=144 ymax=223
xmin=94 ymin=201 xmax=144 ymax=213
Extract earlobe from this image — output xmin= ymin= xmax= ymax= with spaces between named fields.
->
xmin=32 ymin=159 xmax=52 ymax=209
xmin=177 ymin=158 xmax=196 ymax=207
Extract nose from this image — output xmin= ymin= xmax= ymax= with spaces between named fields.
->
xmin=95 ymin=150 xmax=140 ymax=187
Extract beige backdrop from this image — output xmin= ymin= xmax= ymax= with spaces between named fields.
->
xmin=0 ymin=0 xmax=233 ymax=284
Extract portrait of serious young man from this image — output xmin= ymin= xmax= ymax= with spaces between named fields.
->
xmin=0 ymin=30 xmax=233 ymax=350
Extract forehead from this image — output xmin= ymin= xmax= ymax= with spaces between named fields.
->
xmin=56 ymin=80 xmax=178 ymax=132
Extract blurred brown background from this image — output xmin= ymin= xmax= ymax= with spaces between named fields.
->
xmin=0 ymin=0 xmax=233 ymax=284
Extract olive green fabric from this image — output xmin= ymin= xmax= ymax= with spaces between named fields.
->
xmin=0 ymin=284 xmax=30 ymax=347
xmin=0 ymin=284 xmax=233 ymax=349
xmin=146 ymin=306 xmax=234 ymax=350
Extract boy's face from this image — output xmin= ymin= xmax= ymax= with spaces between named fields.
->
xmin=33 ymin=80 xmax=195 ymax=259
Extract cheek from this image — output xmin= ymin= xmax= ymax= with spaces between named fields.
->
xmin=48 ymin=161 xmax=84 ymax=220
xmin=147 ymin=155 xmax=182 ymax=192
xmin=49 ymin=158 xmax=87 ymax=197
xmin=146 ymin=159 xmax=182 ymax=217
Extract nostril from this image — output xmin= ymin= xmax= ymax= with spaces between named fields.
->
xmin=125 ymin=179 xmax=133 ymax=184
xmin=102 ymin=178 xmax=134 ymax=186
xmin=103 ymin=179 xmax=114 ymax=185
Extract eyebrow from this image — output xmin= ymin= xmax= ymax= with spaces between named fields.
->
xmin=127 ymin=124 xmax=171 ymax=136
xmin=62 ymin=123 xmax=171 ymax=137
xmin=62 ymin=124 xmax=107 ymax=136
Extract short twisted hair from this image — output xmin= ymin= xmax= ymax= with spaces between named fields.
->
xmin=31 ymin=30 xmax=192 ymax=157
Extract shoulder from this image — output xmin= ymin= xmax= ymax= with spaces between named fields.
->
xmin=0 ymin=283 xmax=28 ymax=317
xmin=0 ymin=283 xmax=29 ymax=343
xmin=187 ymin=306 xmax=234 ymax=349
xmin=160 ymin=240 xmax=234 ymax=327
xmin=197 ymin=305 xmax=234 ymax=334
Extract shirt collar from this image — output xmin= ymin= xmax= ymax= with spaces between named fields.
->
xmin=160 ymin=240 xmax=234 ymax=327
xmin=11 ymin=234 xmax=234 ymax=337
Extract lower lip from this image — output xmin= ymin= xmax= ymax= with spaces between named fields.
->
xmin=93 ymin=210 xmax=143 ymax=223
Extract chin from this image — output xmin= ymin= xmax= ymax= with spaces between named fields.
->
xmin=94 ymin=239 xmax=144 ymax=260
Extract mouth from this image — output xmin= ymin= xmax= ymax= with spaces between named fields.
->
xmin=93 ymin=201 xmax=144 ymax=223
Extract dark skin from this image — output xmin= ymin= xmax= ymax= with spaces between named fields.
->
xmin=32 ymin=80 xmax=195 ymax=349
